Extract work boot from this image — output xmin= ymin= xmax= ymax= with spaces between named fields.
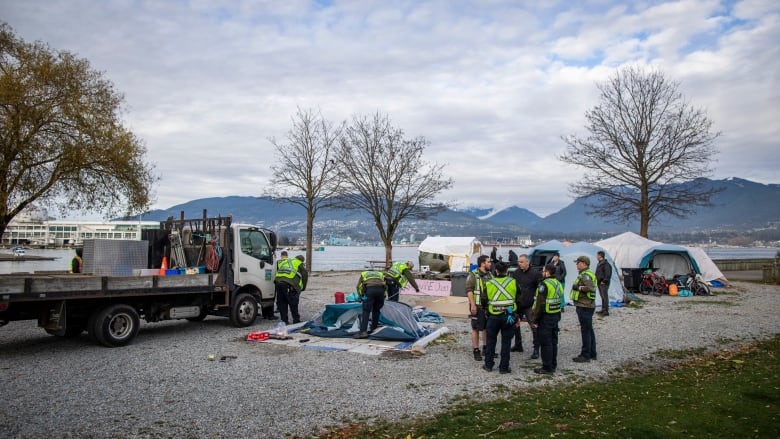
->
xmin=596 ymin=310 xmax=609 ymax=316
xmin=473 ymin=348 xmax=482 ymax=361
xmin=531 ymin=347 xmax=540 ymax=359
xmin=353 ymin=332 xmax=369 ymax=339
xmin=511 ymin=344 xmax=524 ymax=352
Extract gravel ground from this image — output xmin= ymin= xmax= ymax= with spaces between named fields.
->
xmin=1 ymin=272 xmax=778 ymax=438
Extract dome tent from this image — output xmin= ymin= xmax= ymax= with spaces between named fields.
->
xmin=596 ymin=232 xmax=727 ymax=285
xmin=528 ymin=240 xmax=624 ymax=306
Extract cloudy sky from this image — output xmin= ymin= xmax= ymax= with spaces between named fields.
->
xmin=2 ymin=0 xmax=778 ymax=217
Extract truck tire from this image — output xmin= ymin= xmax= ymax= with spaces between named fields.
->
xmin=91 ymin=304 xmax=140 ymax=347
xmin=230 ymin=293 xmax=258 ymax=327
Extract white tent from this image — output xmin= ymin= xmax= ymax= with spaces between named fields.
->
xmin=528 ymin=240 xmax=624 ymax=306
xmin=684 ymin=246 xmax=729 ymax=284
xmin=418 ymin=236 xmax=482 ymax=272
xmin=596 ymin=232 xmax=726 ymax=284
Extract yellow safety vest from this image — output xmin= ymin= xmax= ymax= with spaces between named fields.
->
xmin=469 ymin=269 xmax=490 ymax=305
xmin=570 ymin=269 xmax=597 ymax=301
xmin=386 ymin=261 xmax=410 ymax=287
xmin=276 ymin=258 xmax=303 ymax=290
xmin=535 ymin=278 xmax=563 ymax=314
xmin=485 ymin=276 xmax=517 ymax=315
xmin=358 ymin=270 xmax=386 ymax=296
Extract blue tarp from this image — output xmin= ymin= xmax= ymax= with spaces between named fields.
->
xmin=303 ymin=301 xmax=434 ymax=341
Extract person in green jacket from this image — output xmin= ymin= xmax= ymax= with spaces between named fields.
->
xmin=571 ymin=255 xmax=597 ymax=362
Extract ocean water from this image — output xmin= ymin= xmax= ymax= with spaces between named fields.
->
xmin=2 ymin=245 xmax=778 ymax=274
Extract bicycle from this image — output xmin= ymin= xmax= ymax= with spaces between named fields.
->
xmin=675 ymin=271 xmax=711 ymax=296
xmin=639 ymin=268 xmax=668 ymax=296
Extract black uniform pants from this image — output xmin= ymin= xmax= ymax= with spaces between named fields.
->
xmin=360 ymin=285 xmax=386 ymax=332
xmin=386 ymin=279 xmax=401 ymax=302
xmin=275 ymin=283 xmax=300 ymax=324
xmin=485 ymin=315 xmax=514 ymax=372
xmin=576 ymin=306 xmax=597 ymax=359
xmin=538 ymin=312 xmax=561 ymax=372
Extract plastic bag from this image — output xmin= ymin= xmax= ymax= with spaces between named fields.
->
xmin=271 ymin=321 xmax=287 ymax=337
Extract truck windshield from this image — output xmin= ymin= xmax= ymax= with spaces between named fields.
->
xmin=239 ymin=229 xmax=273 ymax=264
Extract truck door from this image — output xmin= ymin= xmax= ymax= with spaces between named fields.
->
xmin=235 ymin=227 xmax=276 ymax=293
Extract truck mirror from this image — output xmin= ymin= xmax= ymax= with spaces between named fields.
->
xmin=259 ymin=261 xmax=265 ymax=269
xmin=268 ymin=232 xmax=277 ymax=251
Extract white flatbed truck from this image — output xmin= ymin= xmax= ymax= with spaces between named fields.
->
xmin=0 ymin=212 xmax=278 ymax=347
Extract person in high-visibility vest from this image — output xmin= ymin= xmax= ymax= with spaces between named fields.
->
xmin=353 ymin=270 xmax=387 ymax=339
xmin=465 ymin=254 xmax=492 ymax=361
xmin=274 ymin=251 xmax=308 ymax=324
xmin=384 ymin=260 xmax=420 ymax=302
xmin=571 ymin=255 xmax=597 ymax=363
xmin=531 ymin=264 xmax=564 ymax=375
xmin=482 ymin=261 xmax=518 ymax=374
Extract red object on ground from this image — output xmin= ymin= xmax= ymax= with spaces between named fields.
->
xmin=334 ymin=291 xmax=345 ymax=303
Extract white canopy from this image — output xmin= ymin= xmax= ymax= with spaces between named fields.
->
xmin=418 ymin=236 xmax=482 ymax=272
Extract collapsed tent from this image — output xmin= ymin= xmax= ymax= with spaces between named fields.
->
xmin=528 ymin=240 xmax=624 ymax=306
xmin=595 ymin=232 xmax=725 ymax=283
xmin=418 ymin=236 xmax=482 ymax=273
xmin=304 ymin=301 xmax=432 ymax=341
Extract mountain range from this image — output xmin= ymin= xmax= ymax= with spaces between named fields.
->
xmin=140 ymin=178 xmax=780 ymax=243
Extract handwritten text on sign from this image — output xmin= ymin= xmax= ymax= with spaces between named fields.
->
xmin=401 ymin=280 xmax=451 ymax=297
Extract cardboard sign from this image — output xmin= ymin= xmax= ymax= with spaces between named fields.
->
xmin=400 ymin=279 xmax=451 ymax=297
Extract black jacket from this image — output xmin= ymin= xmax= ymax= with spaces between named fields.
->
xmin=596 ymin=259 xmax=612 ymax=285
xmin=512 ymin=266 xmax=543 ymax=309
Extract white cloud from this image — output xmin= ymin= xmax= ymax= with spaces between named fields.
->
xmin=1 ymin=0 xmax=777 ymax=218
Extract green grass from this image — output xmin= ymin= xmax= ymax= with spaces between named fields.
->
xmin=310 ymin=337 xmax=780 ymax=439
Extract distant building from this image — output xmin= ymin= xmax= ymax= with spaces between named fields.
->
xmin=321 ymin=236 xmax=353 ymax=246
xmin=517 ymin=235 xmax=532 ymax=247
xmin=2 ymin=207 xmax=159 ymax=247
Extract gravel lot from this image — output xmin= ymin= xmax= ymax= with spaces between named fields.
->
xmin=1 ymin=272 xmax=778 ymax=438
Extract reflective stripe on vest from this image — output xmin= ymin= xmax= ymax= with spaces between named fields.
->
xmin=469 ymin=269 xmax=489 ymax=305
xmin=276 ymin=258 xmax=302 ymax=289
xmin=486 ymin=276 xmax=516 ymax=315
xmin=538 ymin=278 xmax=563 ymax=314
xmin=570 ymin=269 xmax=597 ymax=301
xmin=387 ymin=261 xmax=409 ymax=287
xmin=361 ymin=270 xmax=385 ymax=282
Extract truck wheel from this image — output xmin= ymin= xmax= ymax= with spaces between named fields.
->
xmin=91 ymin=304 xmax=140 ymax=347
xmin=230 ymin=293 xmax=258 ymax=327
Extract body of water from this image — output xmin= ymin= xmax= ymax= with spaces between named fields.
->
xmin=2 ymin=245 xmax=777 ymax=274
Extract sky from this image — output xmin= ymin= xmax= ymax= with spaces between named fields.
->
xmin=2 ymin=0 xmax=778 ymax=217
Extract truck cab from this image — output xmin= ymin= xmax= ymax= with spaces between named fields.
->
xmin=231 ymin=224 xmax=278 ymax=320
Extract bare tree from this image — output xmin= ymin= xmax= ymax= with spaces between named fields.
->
xmin=0 ymin=24 xmax=156 ymax=238
xmin=268 ymin=107 xmax=344 ymax=271
xmin=337 ymin=112 xmax=452 ymax=266
xmin=560 ymin=66 xmax=721 ymax=238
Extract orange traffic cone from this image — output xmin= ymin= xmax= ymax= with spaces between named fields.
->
xmin=159 ymin=256 xmax=168 ymax=276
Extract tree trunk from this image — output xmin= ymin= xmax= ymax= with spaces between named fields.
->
xmin=384 ymin=240 xmax=393 ymax=269
xmin=640 ymin=188 xmax=650 ymax=238
xmin=305 ymin=212 xmax=314 ymax=272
